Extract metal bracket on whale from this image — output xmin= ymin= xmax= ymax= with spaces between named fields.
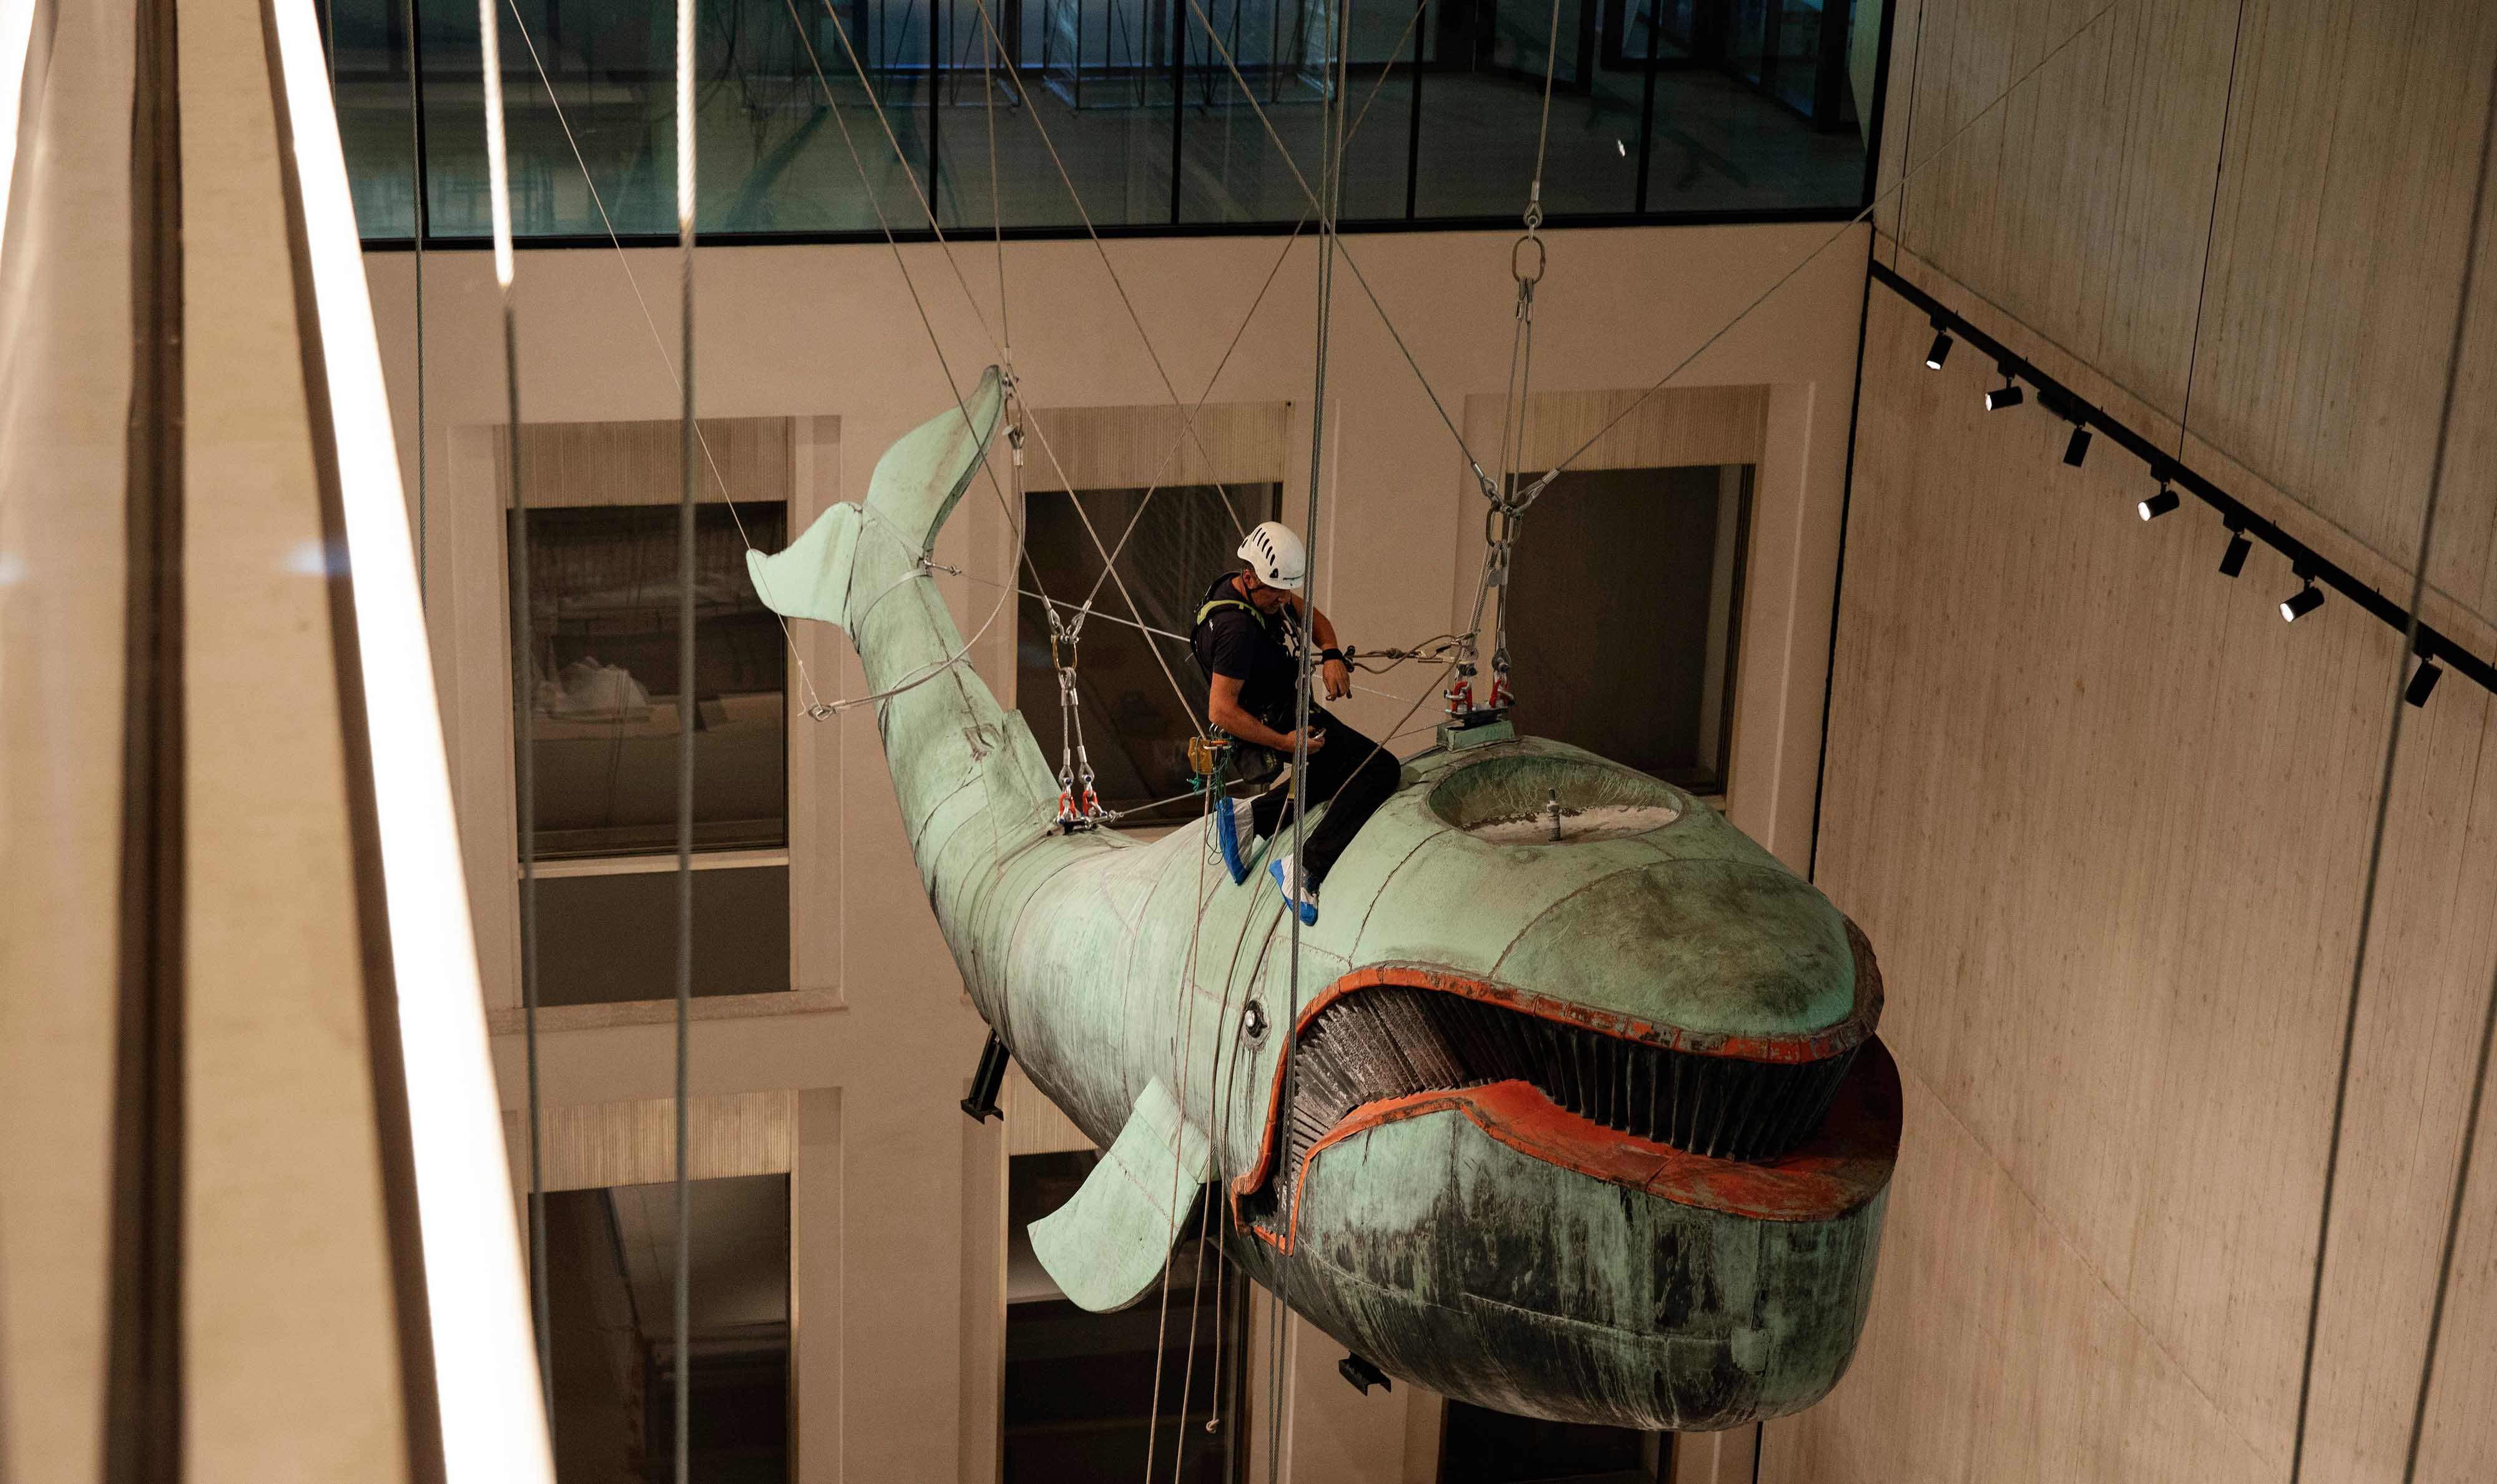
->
xmin=745 ymin=368 xmax=1901 ymax=1431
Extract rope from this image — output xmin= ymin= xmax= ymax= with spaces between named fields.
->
xmin=499 ymin=0 xmax=834 ymax=718
xmin=1460 ymin=0 xmax=1564 ymax=706
xmin=1520 ymin=0 xmax=2129 ymax=496
xmin=1269 ymin=7 xmax=1353 ymax=1474
xmin=778 ymin=0 xmax=1225 ymax=738
xmin=474 ymin=0 xmax=554 ymax=1435
xmin=1069 ymin=225 xmax=1307 ymax=618
xmin=1142 ymin=782 xmax=1221 ymax=1480
xmin=962 ymin=0 xmax=1288 ymax=533
xmin=1172 ymin=0 xmax=1493 ymax=481
xmin=1055 ymin=2 xmax=1448 ymax=626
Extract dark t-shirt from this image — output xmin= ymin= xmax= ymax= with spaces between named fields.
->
xmin=1192 ymin=572 xmax=1300 ymax=728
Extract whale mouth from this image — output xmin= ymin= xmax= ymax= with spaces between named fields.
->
xmin=1234 ymin=956 xmax=1881 ymax=1244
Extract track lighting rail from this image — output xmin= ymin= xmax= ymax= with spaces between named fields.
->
xmin=1873 ymin=260 xmax=2495 ymax=702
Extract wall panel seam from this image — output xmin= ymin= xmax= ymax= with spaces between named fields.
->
xmin=1887 ymin=1050 xmax=2278 ymax=1470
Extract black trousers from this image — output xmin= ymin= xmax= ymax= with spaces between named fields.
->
xmin=1247 ymin=706 xmax=1401 ymax=886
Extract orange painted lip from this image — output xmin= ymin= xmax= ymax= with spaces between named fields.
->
xmin=1240 ymin=1039 xmax=1901 ymax=1253
xmin=1229 ymin=955 xmax=1900 ymax=1246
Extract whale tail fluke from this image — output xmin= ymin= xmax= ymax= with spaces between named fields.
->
xmin=747 ymin=366 xmax=1007 ymax=633
xmin=864 ymin=366 xmax=1006 ymax=556
xmin=747 ymin=502 xmax=860 ymax=630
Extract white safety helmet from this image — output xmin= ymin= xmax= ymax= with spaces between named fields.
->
xmin=1238 ymin=520 xmax=1307 ymax=591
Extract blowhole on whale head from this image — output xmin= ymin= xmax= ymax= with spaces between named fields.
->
xmin=1429 ymin=752 xmax=1684 ymax=844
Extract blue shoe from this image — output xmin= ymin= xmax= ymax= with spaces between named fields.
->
xmin=1268 ymin=855 xmax=1320 ymax=926
xmin=1214 ymin=796 xmax=1251 ymax=884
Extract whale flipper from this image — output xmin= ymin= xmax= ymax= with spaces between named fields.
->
xmin=1029 ymin=1078 xmax=1210 ymax=1312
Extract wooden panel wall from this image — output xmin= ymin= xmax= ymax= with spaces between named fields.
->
xmin=1019 ymin=401 xmax=1292 ymax=492
xmin=1458 ymin=384 xmax=1770 ymax=475
xmin=1891 ymin=0 xmax=2240 ymax=417
xmin=2186 ymin=0 xmax=2497 ymax=617
xmin=1775 ymin=277 xmax=2497 ymax=1483
xmin=503 ymin=1090 xmax=795 ymax=1193
xmin=493 ymin=416 xmax=794 ymax=507
xmin=1885 ymin=0 xmax=2497 ymax=625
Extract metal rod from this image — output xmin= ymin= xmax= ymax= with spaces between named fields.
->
xmin=673 ymin=2 xmax=699 ymax=1480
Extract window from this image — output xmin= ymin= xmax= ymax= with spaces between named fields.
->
xmin=521 ymin=501 xmax=787 ymax=857
xmin=1501 ymin=465 xmax=1749 ymax=795
xmin=330 ymin=0 xmax=1885 ymax=241
xmin=542 ymin=1173 xmax=792 ymax=1484
xmin=1004 ymin=1151 xmax=1245 ymax=1482
xmin=516 ymin=492 xmax=793 ymax=1001
xmin=1017 ymin=484 xmax=1280 ymax=827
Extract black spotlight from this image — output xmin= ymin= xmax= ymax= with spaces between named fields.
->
xmin=1925 ymin=330 xmax=1953 ymax=370
xmin=2280 ymin=580 xmax=2323 ymax=623
xmin=2219 ymin=525 xmax=2252 ymax=577
xmin=2139 ymin=484 xmax=2180 ymax=521
xmin=1985 ymin=373 xmax=2024 ymax=412
xmin=2405 ymin=660 xmax=2443 ymax=707
xmin=2063 ymin=424 xmax=2092 ymax=467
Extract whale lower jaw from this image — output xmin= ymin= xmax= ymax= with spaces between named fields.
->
xmin=1231 ymin=972 xmax=1884 ymax=1247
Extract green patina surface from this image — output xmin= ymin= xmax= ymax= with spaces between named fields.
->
xmin=749 ymin=371 xmax=1891 ymax=1429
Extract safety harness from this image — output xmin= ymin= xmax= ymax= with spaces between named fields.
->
xmin=1187 ymin=580 xmax=1297 ymax=791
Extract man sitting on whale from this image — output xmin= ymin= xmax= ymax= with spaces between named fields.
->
xmin=1190 ymin=520 xmax=1400 ymax=925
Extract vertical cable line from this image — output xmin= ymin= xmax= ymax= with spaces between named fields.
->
xmin=406 ymin=0 xmax=428 ymax=601
xmin=476 ymin=0 xmax=552 ymax=1433
xmin=2395 ymin=54 xmax=2497 ymax=1484
xmin=107 ymin=0 xmax=187 ymax=1478
xmin=671 ymin=2 xmax=697 ymax=1481
xmin=1270 ymin=6 xmax=1349 ymax=1477
xmin=2289 ymin=50 xmax=2497 ymax=1484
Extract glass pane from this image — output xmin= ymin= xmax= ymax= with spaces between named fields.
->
xmin=1499 ymin=464 xmax=1746 ymax=793
xmin=967 ymin=0 xmax=1182 ymax=230
xmin=544 ymin=1175 xmax=790 ymax=1484
xmin=1413 ymin=0 xmax=1637 ymax=220
xmin=340 ymin=0 xmax=1876 ymax=237
xmin=1175 ymin=0 xmax=1333 ymax=227
xmin=1005 ymin=1152 xmax=1243 ymax=1482
xmin=1637 ymin=11 xmax=1867 ymax=214
xmin=534 ymin=865 xmax=792 ymax=1003
xmin=1766 ymin=0 xmax=1834 ymax=118
xmin=1018 ymin=483 xmax=1277 ymax=826
xmin=703 ymin=0 xmax=941 ymax=235
xmin=1726 ymin=0 xmax=1768 ymax=83
xmin=521 ymin=502 xmax=788 ymax=856
xmin=330 ymin=0 xmax=423 ymax=237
